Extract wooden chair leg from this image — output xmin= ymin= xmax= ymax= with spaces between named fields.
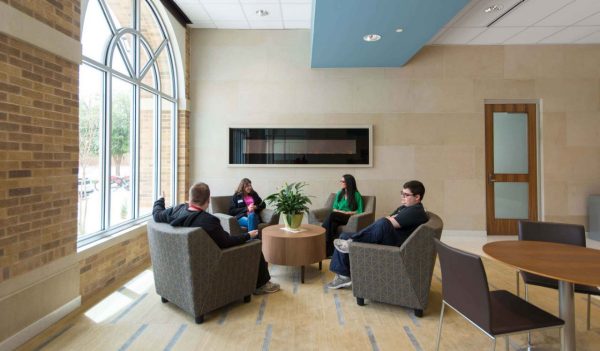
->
xmin=356 ymin=297 xmax=365 ymax=306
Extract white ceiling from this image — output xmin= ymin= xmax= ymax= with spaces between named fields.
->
xmin=175 ymin=0 xmax=312 ymax=29
xmin=175 ymin=0 xmax=600 ymax=44
xmin=431 ymin=0 xmax=600 ymax=44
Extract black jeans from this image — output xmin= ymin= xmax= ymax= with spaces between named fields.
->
xmin=322 ymin=211 xmax=351 ymax=257
xmin=329 ymin=218 xmax=396 ymax=277
xmin=256 ymin=253 xmax=271 ymax=288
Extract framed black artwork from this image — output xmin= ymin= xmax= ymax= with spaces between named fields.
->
xmin=229 ymin=126 xmax=372 ymax=167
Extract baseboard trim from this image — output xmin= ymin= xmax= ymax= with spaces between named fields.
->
xmin=0 ymin=296 xmax=81 ymax=351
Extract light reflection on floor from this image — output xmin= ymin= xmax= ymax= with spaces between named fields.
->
xmin=84 ymin=269 xmax=154 ymax=323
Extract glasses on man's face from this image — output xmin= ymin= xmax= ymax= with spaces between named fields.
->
xmin=401 ymin=192 xmax=414 ymax=198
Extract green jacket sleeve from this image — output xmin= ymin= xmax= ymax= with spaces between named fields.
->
xmin=355 ymin=192 xmax=364 ymax=213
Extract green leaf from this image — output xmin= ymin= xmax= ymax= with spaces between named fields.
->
xmin=263 ymin=182 xmax=313 ymax=215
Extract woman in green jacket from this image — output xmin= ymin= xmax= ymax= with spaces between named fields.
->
xmin=322 ymin=174 xmax=363 ymax=257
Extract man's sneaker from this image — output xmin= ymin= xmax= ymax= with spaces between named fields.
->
xmin=254 ymin=281 xmax=280 ymax=295
xmin=333 ymin=238 xmax=353 ymax=254
xmin=326 ymin=274 xmax=352 ymax=289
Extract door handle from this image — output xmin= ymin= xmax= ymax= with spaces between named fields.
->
xmin=488 ymin=174 xmax=496 ymax=183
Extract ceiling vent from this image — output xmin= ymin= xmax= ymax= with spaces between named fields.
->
xmin=486 ymin=0 xmax=527 ymax=27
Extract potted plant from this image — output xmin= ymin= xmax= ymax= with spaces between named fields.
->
xmin=263 ymin=182 xmax=312 ymax=230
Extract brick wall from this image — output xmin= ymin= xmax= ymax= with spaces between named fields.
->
xmin=177 ymin=27 xmax=191 ymax=203
xmin=0 ymin=33 xmax=79 ymax=284
xmin=3 ymin=0 xmax=81 ymax=40
xmin=79 ymin=232 xmax=150 ymax=299
xmin=0 ymin=0 xmax=190 ymax=298
xmin=177 ymin=109 xmax=189 ymax=203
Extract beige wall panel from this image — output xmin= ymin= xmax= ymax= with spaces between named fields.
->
xmin=0 ymin=265 xmax=79 ymax=341
xmin=504 ymin=45 xmax=569 ymax=79
xmin=543 ymin=180 xmax=568 ymax=217
xmin=563 ymin=46 xmax=600 ymax=79
xmin=535 ymin=79 xmax=600 ymax=112
xmin=443 ymin=46 xmax=504 ymax=79
xmin=411 ymin=78 xmax=477 ymax=113
xmin=541 ymin=112 xmax=567 ymax=147
xmin=473 ymin=79 xmax=536 ymax=101
xmin=566 ymin=112 xmax=600 ymax=147
xmin=403 ymin=46 xmax=444 ymax=79
xmin=190 ymin=29 xmax=600 ymax=230
xmin=415 ymin=145 xmax=477 ymax=180
xmin=568 ymin=182 xmax=600 ymax=216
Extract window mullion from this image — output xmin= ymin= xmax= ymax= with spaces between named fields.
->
xmin=98 ymin=0 xmax=119 ymax=35
xmin=139 ymin=40 xmax=166 ymax=81
xmin=132 ymin=85 xmax=140 ymax=218
xmin=155 ymin=95 xmax=160 ymax=203
xmin=103 ymin=73 xmax=113 ymax=229
xmin=171 ymin=101 xmax=177 ymax=205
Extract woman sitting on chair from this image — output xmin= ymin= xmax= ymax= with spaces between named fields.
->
xmin=322 ymin=174 xmax=363 ymax=257
xmin=229 ymin=178 xmax=266 ymax=232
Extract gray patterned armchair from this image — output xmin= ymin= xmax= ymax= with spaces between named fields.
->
xmin=308 ymin=194 xmax=376 ymax=234
xmin=349 ymin=211 xmax=443 ymax=317
xmin=210 ymin=195 xmax=280 ymax=235
xmin=147 ymin=219 xmax=261 ymax=324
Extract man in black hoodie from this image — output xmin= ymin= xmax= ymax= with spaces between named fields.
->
xmin=153 ymin=182 xmax=280 ymax=295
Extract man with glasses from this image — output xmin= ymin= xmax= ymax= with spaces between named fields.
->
xmin=327 ymin=180 xmax=429 ymax=289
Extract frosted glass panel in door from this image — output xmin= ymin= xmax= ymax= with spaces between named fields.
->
xmin=493 ymin=112 xmax=528 ymax=174
xmin=494 ymin=182 xmax=529 ymax=219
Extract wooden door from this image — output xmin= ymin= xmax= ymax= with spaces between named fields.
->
xmin=485 ymin=103 xmax=537 ymax=235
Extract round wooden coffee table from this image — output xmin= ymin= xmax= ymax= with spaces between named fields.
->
xmin=261 ymin=224 xmax=326 ymax=283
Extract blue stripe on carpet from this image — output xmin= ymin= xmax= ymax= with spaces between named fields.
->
xmin=403 ymin=325 xmax=423 ymax=351
xmin=163 ymin=324 xmax=187 ymax=351
xmin=406 ymin=308 xmax=421 ymax=327
xmin=365 ymin=325 xmax=380 ymax=351
xmin=261 ymin=324 xmax=273 ymax=351
xmin=218 ymin=308 xmax=229 ymax=325
xmin=333 ymin=293 xmax=345 ymax=326
xmin=293 ymin=269 xmax=300 ymax=294
xmin=111 ymin=293 xmax=148 ymax=324
xmin=256 ymin=296 xmax=268 ymax=325
xmin=118 ymin=324 xmax=148 ymax=351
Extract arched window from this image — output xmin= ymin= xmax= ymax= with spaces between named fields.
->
xmin=78 ymin=0 xmax=178 ymax=244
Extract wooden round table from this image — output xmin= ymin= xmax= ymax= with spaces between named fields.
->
xmin=483 ymin=241 xmax=600 ymax=351
xmin=261 ymin=224 xmax=326 ymax=283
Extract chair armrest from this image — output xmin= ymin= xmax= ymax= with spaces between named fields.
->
xmin=349 ymin=242 xmax=404 ymax=284
xmin=342 ymin=212 xmax=375 ymax=233
xmin=398 ymin=230 xmax=438 ymax=275
xmin=213 ymin=213 xmax=243 ymax=235
xmin=259 ymin=208 xmax=279 ymax=225
xmin=308 ymin=207 xmax=331 ymax=224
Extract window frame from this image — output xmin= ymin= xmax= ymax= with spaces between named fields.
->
xmin=78 ymin=0 xmax=178 ymax=247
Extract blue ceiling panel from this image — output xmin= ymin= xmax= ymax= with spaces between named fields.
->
xmin=311 ymin=0 xmax=470 ymax=68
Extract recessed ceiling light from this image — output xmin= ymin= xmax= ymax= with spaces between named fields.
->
xmin=484 ymin=4 xmax=503 ymax=13
xmin=395 ymin=28 xmax=404 ymax=33
xmin=363 ymin=34 xmax=381 ymax=42
xmin=256 ymin=9 xmax=269 ymax=17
